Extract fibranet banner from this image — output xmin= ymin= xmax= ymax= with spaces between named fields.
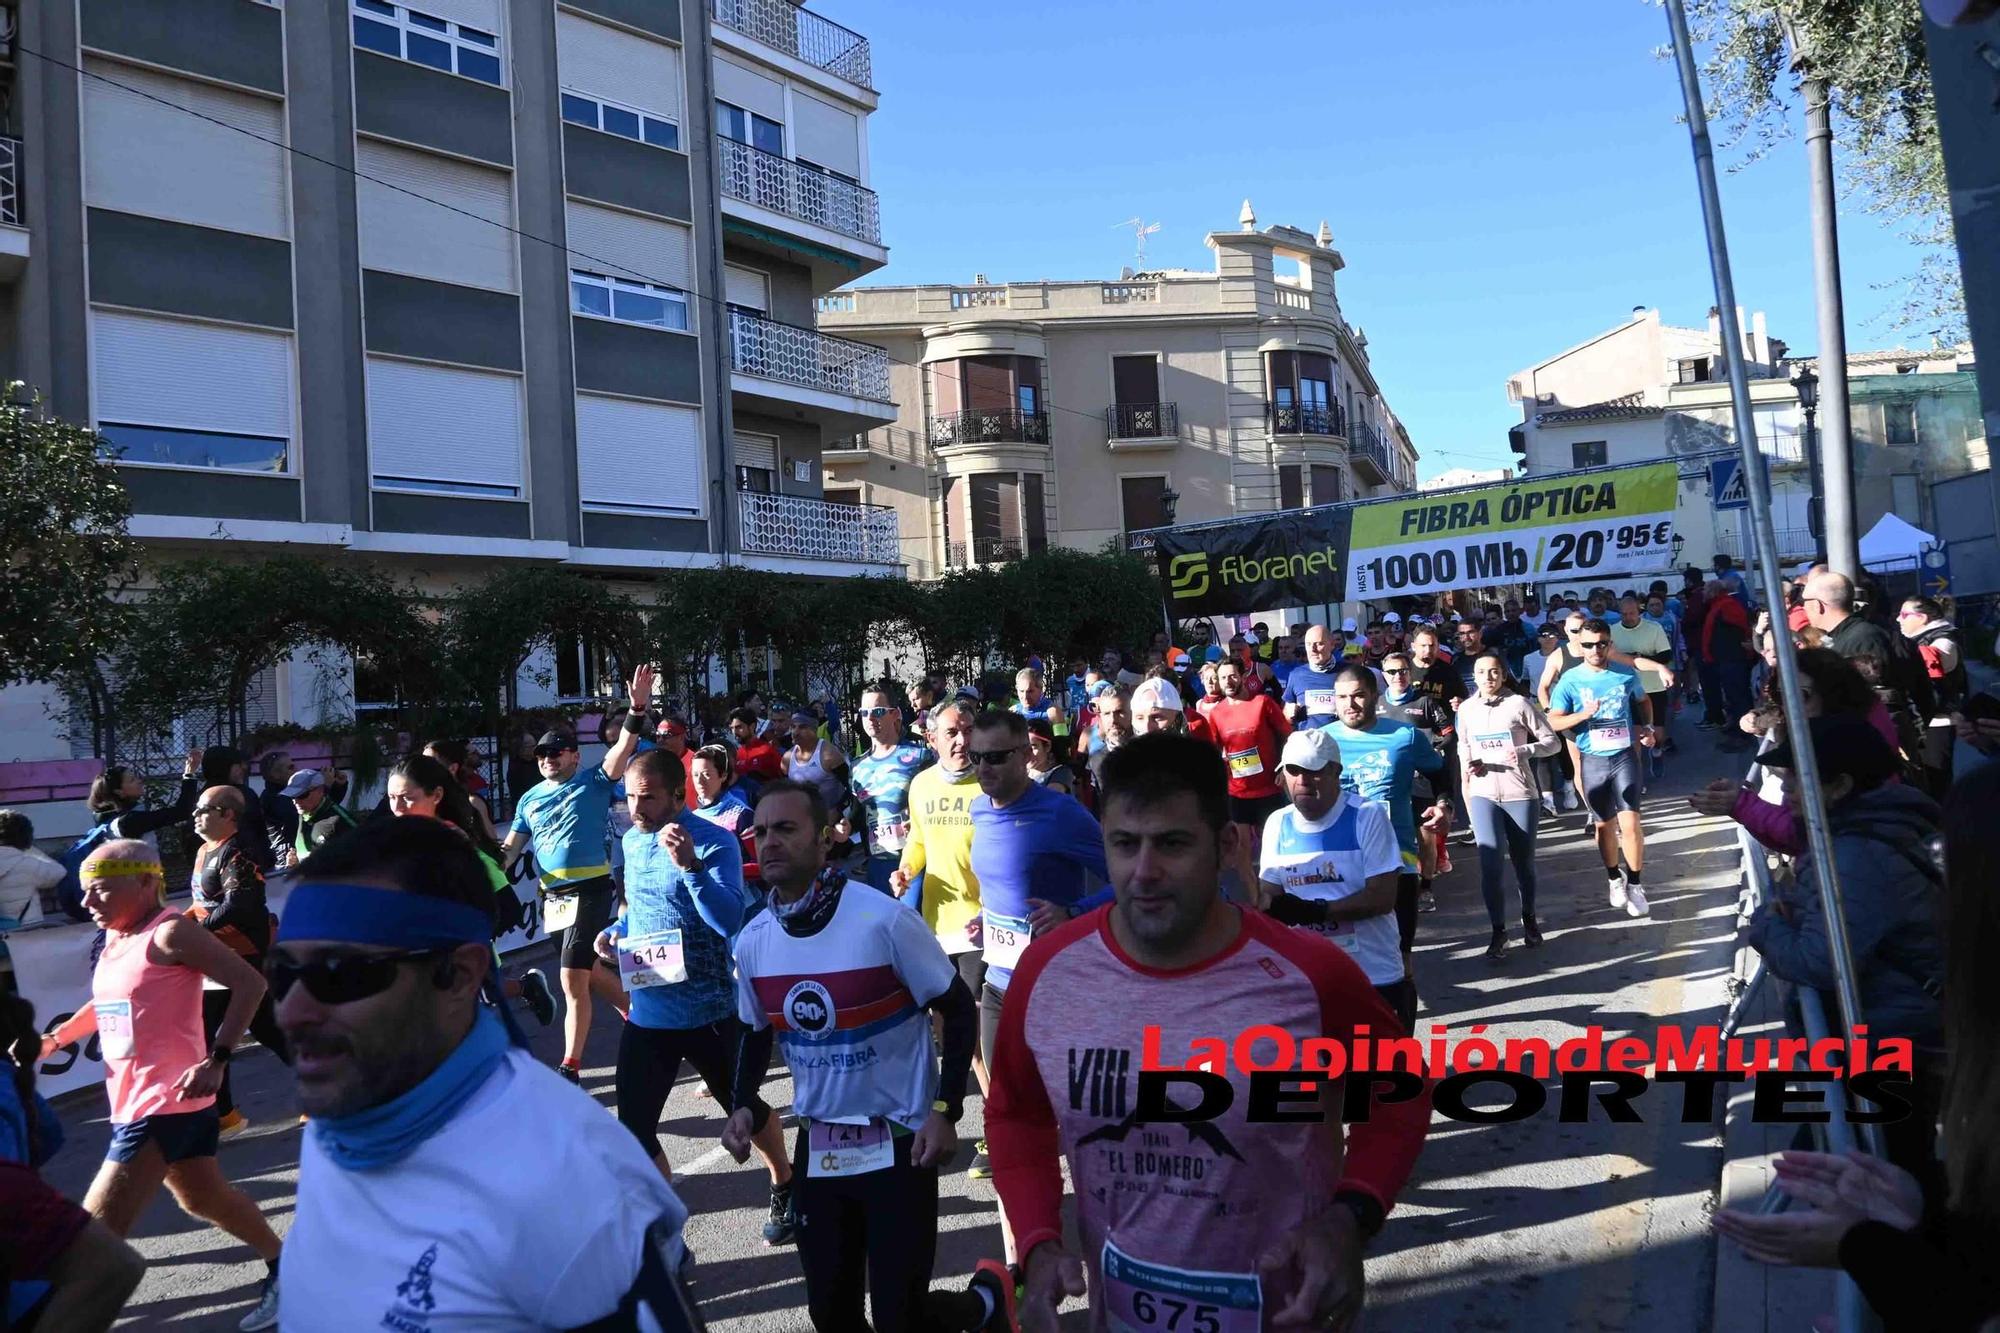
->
xmin=1344 ymin=462 xmax=1679 ymax=600
xmin=1153 ymin=508 xmax=1351 ymax=616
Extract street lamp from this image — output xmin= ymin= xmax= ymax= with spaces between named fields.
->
xmin=1671 ymin=533 xmax=1685 ymax=566
xmin=1161 ymin=485 xmax=1181 ymax=526
xmin=1793 ymin=366 xmax=1825 ymax=539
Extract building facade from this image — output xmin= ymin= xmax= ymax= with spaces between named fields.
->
xmin=1507 ymin=306 xmax=1983 ymax=571
xmin=815 ymin=204 xmax=1421 ymax=580
xmin=0 ymin=0 xmax=902 ymax=813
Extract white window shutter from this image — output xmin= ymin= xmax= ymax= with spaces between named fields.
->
xmin=366 ymin=356 xmax=524 ymax=491
xmin=564 ymin=202 xmax=691 ymax=291
xmin=791 ymin=91 xmax=859 ymax=177
xmin=93 ymin=310 xmax=295 ymax=440
xmin=556 ymin=11 xmax=682 ymax=119
xmin=713 ymin=57 xmax=784 ymax=121
xmin=724 ymin=264 xmax=768 ymax=312
xmin=576 ymin=394 xmax=703 ymax=513
xmin=356 ymin=138 xmax=518 ymax=292
xmin=734 ymin=431 xmax=777 ymax=472
xmin=403 ymin=0 xmax=501 ymax=32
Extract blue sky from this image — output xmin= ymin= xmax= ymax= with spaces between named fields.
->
xmin=852 ymin=0 xmax=1929 ymax=481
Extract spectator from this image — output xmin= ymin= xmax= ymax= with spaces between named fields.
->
xmin=728 ymin=707 xmax=787 ymax=783
xmin=1703 ymin=575 xmax=1756 ymax=751
xmin=0 ymin=811 xmax=62 ymax=929
xmin=1804 ymin=570 xmax=1937 ymax=739
xmin=201 ymin=746 xmax=274 ymax=870
xmin=1899 ymin=596 xmax=1965 ymax=798
xmin=257 ymin=752 xmax=299 ymax=851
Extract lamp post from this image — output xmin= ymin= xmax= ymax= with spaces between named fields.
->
xmin=1794 ymin=366 xmax=1825 ymax=543
xmin=1160 ymin=485 xmax=1181 ymax=526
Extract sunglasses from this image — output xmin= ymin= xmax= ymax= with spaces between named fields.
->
xmin=1578 ymin=640 xmax=1610 ymax=650
xmin=534 ymin=747 xmax=572 ymax=759
xmin=968 ymin=746 xmax=1023 ymax=766
xmin=192 ymin=804 xmax=235 ymax=817
xmin=266 ymin=948 xmax=452 ymax=1006
xmin=859 ymin=706 xmax=896 ymax=719
xmin=1282 ymin=764 xmax=1334 ymax=778
xmin=1383 ymin=666 xmax=1412 ymax=675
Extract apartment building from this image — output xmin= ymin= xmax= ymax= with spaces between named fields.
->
xmin=0 ymin=0 xmax=904 ymax=786
xmin=1507 ymin=307 xmax=1983 ymax=572
xmin=815 ymin=204 xmax=1421 ymax=580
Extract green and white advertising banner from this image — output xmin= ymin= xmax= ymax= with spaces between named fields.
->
xmin=1343 ymin=463 xmax=1680 ymax=600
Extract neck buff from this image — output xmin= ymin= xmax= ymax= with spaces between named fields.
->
xmin=770 ymin=863 xmax=845 ymax=937
xmin=276 ymin=880 xmax=525 ymax=1170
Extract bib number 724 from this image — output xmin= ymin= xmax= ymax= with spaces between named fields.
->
xmin=1130 ymin=1292 xmax=1221 ymax=1333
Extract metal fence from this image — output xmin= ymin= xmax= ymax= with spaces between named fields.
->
xmin=712 ymin=0 xmax=872 ymax=86
xmin=729 ymin=310 xmax=892 ymax=402
xmin=716 ymin=135 xmax=882 ymax=243
xmin=737 ymin=490 xmax=901 ymax=565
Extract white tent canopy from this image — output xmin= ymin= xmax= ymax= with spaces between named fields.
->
xmin=1859 ymin=512 xmax=1937 ymax=570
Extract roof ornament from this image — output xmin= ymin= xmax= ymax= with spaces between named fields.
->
xmin=1239 ymin=198 xmax=1256 ymax=229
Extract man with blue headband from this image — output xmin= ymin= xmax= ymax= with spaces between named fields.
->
xmin=276 ymin=817 xmax=698 ymax=1331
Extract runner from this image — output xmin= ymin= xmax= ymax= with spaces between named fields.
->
xmin=1324 ymin=666 xmax=1448 ymax=999
xmin=690 ymin=742 xmax=762 ymax=886
xmin=1378 ymin=649 xmax=1457 ymax=913
xmin=1455 ymin=652 xmax=1562 ymax=961
xmin=1024 ymin=717 xmax=1076 ymax=796
xmin=272 ymin=816 xmax=701 ymax=1331
xmin=1206 ymin=657 xmax=1292 ymax=901
xmin=501 ymin=664 xmax=652 ymax=1082
xmin=279 ymin=769 xmax=358 ymax=868
xmin=1259 ymin=728 xmax=1413 ymax=1028
xmin=187 ymin=786 xmax=290 ymax=1137
xmin=1282 ymin=624 xmax=1345 ymax=728
xmin=723 ymin=779 xmax=978 ymax=1333
xmin=1610 ymin=593 xmax=1674 ymax=785
xmin=1547 ymin=620 xmax=1657 ymax=919
xmin=985 ymin=733 xmax=1431 ymax=1333
xmin=967 ymin=709 xmax=1108 ymax=1185
xmin=786 ymin=709 xmax=859 ymax=866
xmin=851 ymin=681 xmax=933 ymax=894
xmin=730 ymin=707 xmax=788 ymax=785
xmin=1013 ymin=667 xmax=1066 ymax=734
xmin=38 ymin=841 xmax=284 ymax=1331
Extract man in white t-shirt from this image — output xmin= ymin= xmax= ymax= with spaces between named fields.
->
xmin=275 ymin=817 xmax=699 ymax=1332
xmin=1259 ymin=728 xmax=1411 ymax=1028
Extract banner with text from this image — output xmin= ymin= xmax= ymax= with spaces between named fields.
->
xmin=1153 ymin=507 xmax=1353 ymax=617
xmin=1344 ymin=463 xmax=1679 ymax=600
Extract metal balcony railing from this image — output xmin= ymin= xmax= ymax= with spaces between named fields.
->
xmin=738 ymin=490 xmax=900 ymax=564
xmin=1267 ymin=401 xmax=1345 ymax=437
xmin=716 ymin=136 xmax=881 ymax=244
xmin=944 ymin=537 xmax=1024 ymax=568
xmin=1106 ymin=402 xmax=1178 ymax=440
xmin=0 ymin=137 xmax=20 ymax=227
xmin=712 ymin=0 xmax=872 ymax=87
xmin=1351 ymin=421 xmax=1392 ymax=477
xmin=928 ymin=408 xmax=1050 ymax=448
xmin=1757 ymin=433 xmax=1807 ymax=464
xmin=1713 ymin=528 xmax=1818 ymax=561
xmin=729 ymin=311 xmax=891 ymax=402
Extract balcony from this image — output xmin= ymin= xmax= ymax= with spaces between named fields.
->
xmin=1351 ymin=421 xmax=1392 ymax=484
xmin=738 ymin=490 xmax=901 ymax=566
xmin=728 ymin=311 xmax=895 ymax=431
xmin=928 ymin=408 xmax=1050 ymax=449
xmin=943 ymin=537 xmax=1025 ymax=568
xmin=712 ymin=0 xmax=873 ymax=89
xmin=1757 ymin=433 xmax=1807 ymax=465
xmin=1106 ymin=402 xmax=1179 ymax=446
xmin=1268 ymin=401 xmax=1346 ymax=438
xmin=717 ymin=136 xmax=881 ymax=246
xmin=1713 ymin=528 xmax=1818 ymax=562
xmin=0 ymin=137 xmax=26 ymax=283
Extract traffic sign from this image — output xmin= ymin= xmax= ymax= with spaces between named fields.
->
xmin=1920 ymin=541 xmax=1952 ymax=597
xmin=1710 ymin=457 xmax=1749 ymax=510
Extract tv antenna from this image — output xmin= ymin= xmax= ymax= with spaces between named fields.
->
xmin=1113 ymin=217 xmax=1163 ymax=270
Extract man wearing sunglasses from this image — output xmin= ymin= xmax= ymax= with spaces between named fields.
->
xmin=1546 ymin=620 xmax=1656 ymax=918
xmin=502 ymin=664 xmax=654 ymax=1083
xmin=850 ymin=682 xmax=931 ymax=895
xmin=274 ymin=817 xmax=699 ymax=1332
xmin=38 ymin=841 xmax=286 ymax=1331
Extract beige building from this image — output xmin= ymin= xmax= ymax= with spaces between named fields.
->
xmin=814 ymin=202 xmax=1420 ymax=579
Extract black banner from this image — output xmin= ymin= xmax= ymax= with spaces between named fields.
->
xmin=1150 ymin=508 xmax=1354 ymax=616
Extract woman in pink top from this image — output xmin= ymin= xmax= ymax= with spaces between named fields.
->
xmin=1455 ymin=652 xmax=1563 ymax=963
xmin=38 ymin=839 xmax=287 ymax=1331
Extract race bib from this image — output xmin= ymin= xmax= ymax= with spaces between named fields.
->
xmin=874 ymin=819 xmax=911 ymax=853
xmin=1301 ymin=688 xmax=1337 ymax=714
xmin=542 ymin=890 xmax=581 ymax=934
xmin=1102 ymin=1238 xmax=1262 ymax=1333
xmin=618 ymin=929 xmax=687 ymax=990
xmin=808 ymin=1120 xmax=893 ymax=1177
xmin=1473 ymin=731 xmax=1514 ymax=759
xmin=1225 ymin=747 xmax=1264 ymax=779
xmin=983 ymin=909 xmax=1032 ymax=971
xmin=95 ymin=999 xmax=135 ymax=1061
xmin=1598 ymin=724 xmax=1631 ymax=748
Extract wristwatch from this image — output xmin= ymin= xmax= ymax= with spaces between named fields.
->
xmin=1332 ymin=1190 xmax=1384 ymax=1239
xmin=208 ymin=1045 xmax=234 ymax=1065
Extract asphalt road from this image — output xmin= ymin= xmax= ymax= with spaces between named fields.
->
xmin=39 ymin=713 xmax=1747 ymax=1332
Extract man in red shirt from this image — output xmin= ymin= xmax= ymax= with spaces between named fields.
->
xmin=652 ymin=716 xmax=698 ymax=789
xmin=1208 ymin=658 xmax=1291 ymax=900
xmin=728 ymin=707 xmax=786 ymax=784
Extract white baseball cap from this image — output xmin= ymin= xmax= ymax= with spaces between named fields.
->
xmin=1340 ymin=617 xmax=1358 ymax=633
xmin=1130 ymin=677 xmax=1185 ymax=714
xmin=1280 ymin=728 xmax=1341 ymax=772
xmin=1384 ymin=611 xmax=1403 ymax=623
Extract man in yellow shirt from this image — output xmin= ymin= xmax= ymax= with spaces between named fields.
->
xmin=888 ymin=695 xmax=985 ymax=1069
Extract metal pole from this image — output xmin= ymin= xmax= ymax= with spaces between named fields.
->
xmin=1803 ymin=402 xmax=1825 ymax=541
xmin=1662 ymin=0 xmax=1882 ymax=1158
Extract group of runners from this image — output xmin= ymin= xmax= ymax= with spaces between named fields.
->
xmin=10 ymin=580 xmax=1710 ymax=1332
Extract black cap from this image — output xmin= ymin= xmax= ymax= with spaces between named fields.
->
xmin=534 ymin=731 xmax=577 ymax=752
xmin=1759 ymin=714 xmax=1900 ymax=790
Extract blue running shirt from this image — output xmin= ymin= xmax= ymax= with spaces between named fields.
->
xmin=1548 ymin=663 xmax=1647 ymax=757
xmin=1321 ymin=717 xmax=1444 ymax=867
xmin=850 ymin=742 xmax=931 ymax=857
xmin=510 ymin=765 xmax=616 ymax=889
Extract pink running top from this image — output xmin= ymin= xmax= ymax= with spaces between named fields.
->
xmin=92 ymin=909 xmax=213 ymax=1122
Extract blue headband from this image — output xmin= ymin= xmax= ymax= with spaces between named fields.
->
xmin=276 ymin=882 xmax=493 ymax=949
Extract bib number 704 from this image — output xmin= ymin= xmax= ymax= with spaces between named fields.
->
xmin=1131 ymin=1292 xmax=1221 ymax=1333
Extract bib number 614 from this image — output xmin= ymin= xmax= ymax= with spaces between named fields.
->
xmin=1131 ymin=1292 xmax=1221 ymax=1333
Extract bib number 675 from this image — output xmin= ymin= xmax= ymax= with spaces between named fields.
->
xmin=1131 ymin=1291 xmax=1221 ymax=1333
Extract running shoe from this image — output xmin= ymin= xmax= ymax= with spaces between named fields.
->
xmin=1523 ymin=916 xmax=1545 ymax=947
xmin=1418 ymin=890 xmax=1439 ymax=913
xmin=238 ymin=1271 xmax=280 ymax=1331
xmin=762 ymin=1181 xmax=797 ymax=1246
xmin=1608 ymin=874 xmax=1629 ymax=912
xmin=1485 ymin=933 xmax=1508 ymax=964
xmin=1581 ymin=811 xmax=1596 ymax=835
xmin=1625 ymin=881 xmax=1651 ymax=918
xmin=970 ymin=1258 xmax=1022 ymax=1333
xmin=1540 ymin=797 xmax=1559 ymax=819
xmin=967 ymin=1139 xmax=993 ymax=1180
xmin=519 ymin=969 xmax=557 ymax=1028
xmin=558 ymin=1063 xmax=581 ymax=1085
xmin=217 ymin=1110 xmax=251 ymax=1139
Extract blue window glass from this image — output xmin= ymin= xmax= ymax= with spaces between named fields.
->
xmin=354 ymin=15 xmax=400 ymax=54
xmin=406 ymin=31 xmax=451 ymax=69
xmin=406 ymin=8 xmax=448 ymax=29
xmin=375 ymin=475 xmax=520 ymax=498
xmin=561 ymin=93 xmax=596 ymax=126
xmin=1018 ymin=384 xmax=1038 ymax=415
xmin=572 ymin=279 xmax=612 ymax=318
xmin=98 ymin=423 xmax=288 ymax=473
xmin=355 ymin=0 xmax=395 ymax=14
xmin=716 ymin=102 xmax=747 ymax=144
xmin=601 ymin=105 xmax=641 ymax=140
xmin=458 ymin=25 xmax=497 ymax=46
xmin=612 ymin=288 xmax=669 ymax=327
xmin=641 ymin=117 xmax=679 ymax=149
xmin=457 ymin=47 xmax=501 ymax=83
xmin=750 ymin=115 xmax=783 ymax=156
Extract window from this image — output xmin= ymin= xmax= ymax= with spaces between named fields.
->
xmin=716 ymin=100 xmax=783 ymax=156
xmin=577 ymin=394 xmax=703 ymax=515
xmin=570 ymin=270 xmax=689 ymax=331
xmin=734 ymin=430 xmax=776 ymax=495
xmin=823 ymin=488 xmax=861 ymax=507
xmin=553 ymin=633 xmax=606 ymax=701
xmin=1024 ymin=473 xmax=1048 ymax=554
xmin=1885 ymin=401 xmax=1918 ymax=446
xmin=98 ymin=424 xmax=289 ymax=472
xmin=1017 ymin=383 xmax=1039 ymax=416
xmin=92 ymin=310 xmax=296 ymax=474
xmin=1113 ymin=354 xmax=1160 ymax=408
xmin=1311 ymin=464 xmax=1342 ymax=506
xmin=561 ymin=92 xmax=679 ymax=150
xmin=1279 ymin=464 xmax=1304 ymax=511
xmin=1572 ymin=440 xmax=1608 ymax=468
xmin=1120 ymin=476 xmax=1168 ymax=534
xmin=353 ymin=3 xmax=503 ymax=84
xmin=366 ymin=356 xmax=524 ymax=497
xmin=1891 ymin=473 xmax=1921 ymax=522
xmin=1677 ymin=357 xmax=1714 ymax=384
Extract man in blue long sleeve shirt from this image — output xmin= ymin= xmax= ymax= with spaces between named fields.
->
xmin=594 ymin=750 xmax=797 ymax=1244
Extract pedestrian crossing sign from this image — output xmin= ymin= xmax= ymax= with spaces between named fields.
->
xmin=1710 ymin=458 xmax=1749 ymax=510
